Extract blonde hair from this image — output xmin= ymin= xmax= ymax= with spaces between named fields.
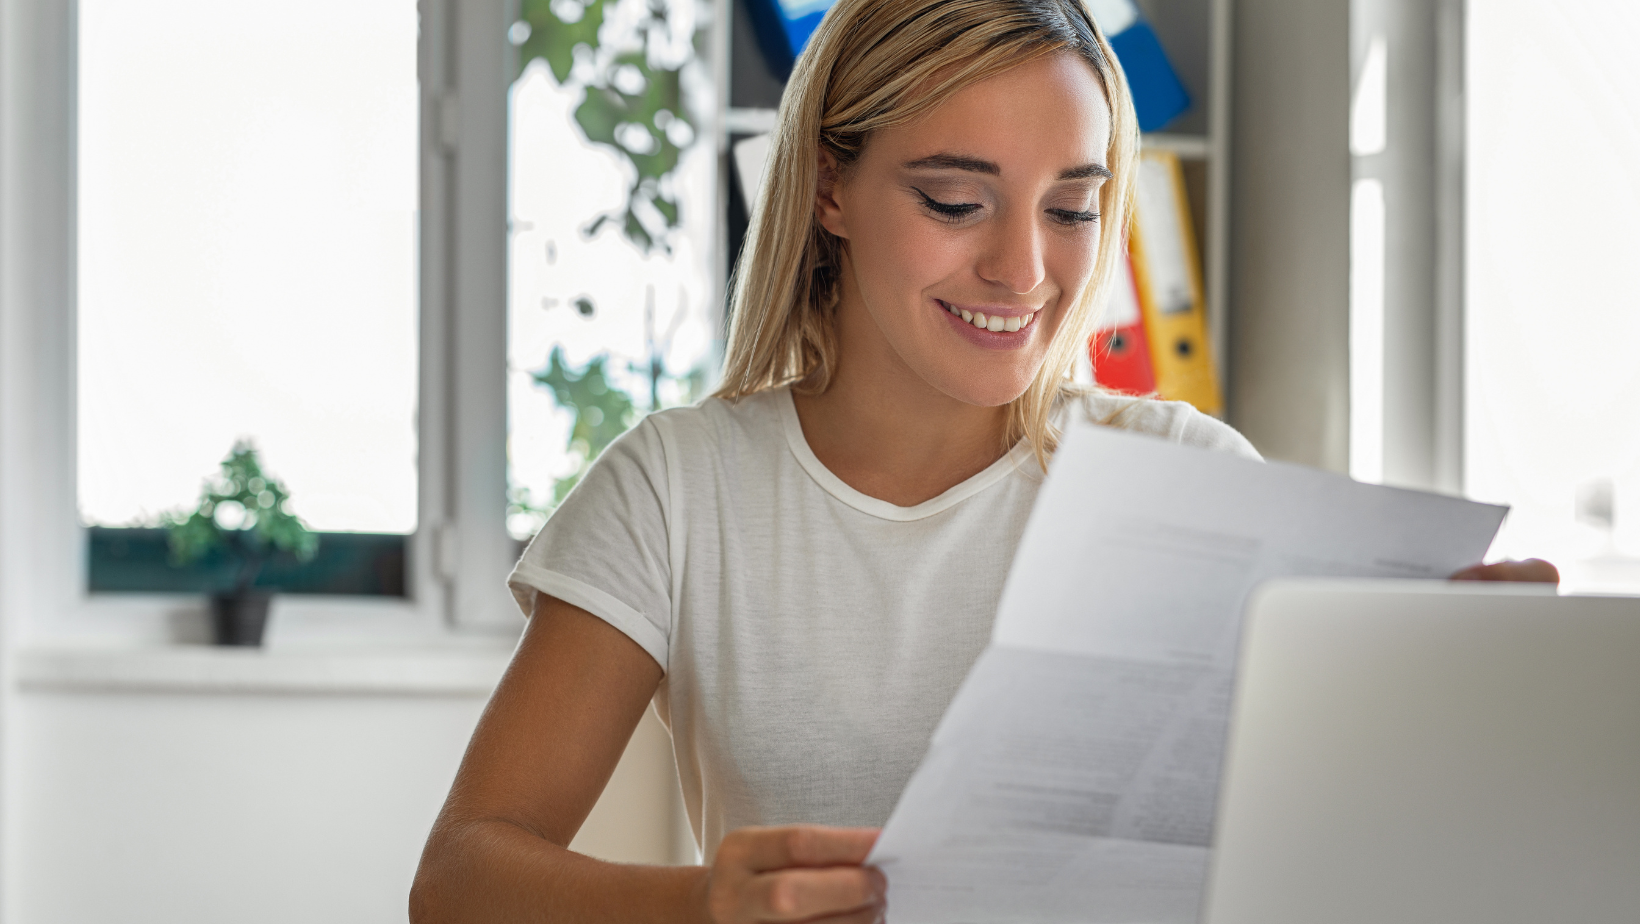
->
xmin=713 ymin=0 xmax=1139 ymax=465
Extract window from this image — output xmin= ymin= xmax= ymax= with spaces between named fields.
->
xmin=41 ymin=0 xmax=721 ymax=631
xmin=1466 ymin=0 xmax=1640 ymax=594
xmin=505 ymin=0 xmax=719 ymax=542
xmin=77 ymin=0 xmax=420 ymax=596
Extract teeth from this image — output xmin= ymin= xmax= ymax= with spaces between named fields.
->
xmin=949 ymin=305 xmax=1038 ymax=331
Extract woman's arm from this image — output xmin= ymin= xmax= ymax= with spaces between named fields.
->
xmin=410 ymin=595 xmax=887 ymax=923
xmin=410 ymin=593 xmax=693 ymax=921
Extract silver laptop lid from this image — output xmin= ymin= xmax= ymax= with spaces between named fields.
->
xmin=1204 ymin=580 xmax=1640 ymax=924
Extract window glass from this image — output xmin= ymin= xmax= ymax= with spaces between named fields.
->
xmin=506 ymin=0 xmax=718 ymax=541
xmin=77 ymin=0 xmax=420 ymax=534
xmin=1467 ymin=0 xmax=1640 ymax=592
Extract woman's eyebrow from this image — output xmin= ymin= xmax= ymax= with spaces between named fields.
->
xmin=900 ymin=153 xmax=1113 ymax=181
xmin=1059 ymin=163 xmax=1113 ymax=180
xmin=902 ymin=153 xmax=998 ymax=174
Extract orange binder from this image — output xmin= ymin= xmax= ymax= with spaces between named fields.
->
xmin=1128 ymin=149 xmax=1221 ymax=414
xmin=1089 ymin=254 xmax=1157 ymax=396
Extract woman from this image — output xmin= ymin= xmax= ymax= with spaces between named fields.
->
xmin=411 ymin=1 xmax=1552 ymax=920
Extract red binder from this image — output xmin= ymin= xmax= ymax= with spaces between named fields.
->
xmin=1089 ymin=254 xmax=1157 ymax=396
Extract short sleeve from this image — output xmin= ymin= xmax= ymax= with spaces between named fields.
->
xmin=507 ymin=417 xmax=673 ymax=671
xmin=1176 ymin=409 xmax=1263 ymax=460
xmin=1073 ymin=389 xmax=1263 ymax=461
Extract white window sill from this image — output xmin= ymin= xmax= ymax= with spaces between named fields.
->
xmin=14 ymin=643 xmax=514 ymax=697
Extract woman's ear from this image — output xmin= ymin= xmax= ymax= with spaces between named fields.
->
xmin=815 ymin=147 xmax=848 ymax=238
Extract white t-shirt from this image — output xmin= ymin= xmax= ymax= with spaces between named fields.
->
xmin=508 ymin=386 xmax=1259 ymax=858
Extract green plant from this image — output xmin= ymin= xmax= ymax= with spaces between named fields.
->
xmin=505 ymin=0 xmax=709 ymax=534
xmin=165 ymin=441 xmax=318 ymax=593
xmin=514 ymin=0 xmax=702 ymax=253
xmin=532 ymin=346 xmax=639 ymax=505
xmin=508 ymin=345 xmax=710 ymax=536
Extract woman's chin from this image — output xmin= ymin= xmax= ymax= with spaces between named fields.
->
xmin=933 ymin=369 xmax=1039 ymax=409
xmin=888 ymin=330 xmax=1048 ymax=408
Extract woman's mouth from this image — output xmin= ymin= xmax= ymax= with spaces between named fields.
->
xmin=937 ymin=299 xmax=1039 ymax=333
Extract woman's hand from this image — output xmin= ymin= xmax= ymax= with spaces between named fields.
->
xmin=700 ymin=825 xmax=886 ymax=924
xmin=1450 ymin=558 xmax=1560 ymax=585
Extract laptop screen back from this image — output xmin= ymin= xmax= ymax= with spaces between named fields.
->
xmin=1204 ymin=580 xmax=1640 ymax=924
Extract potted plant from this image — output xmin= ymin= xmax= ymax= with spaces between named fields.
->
xmin=165 ymin=441 xmax=318 ymax=646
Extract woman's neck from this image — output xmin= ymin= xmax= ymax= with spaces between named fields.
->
xmin=791 ymin=293 xmax=1014 ymax=508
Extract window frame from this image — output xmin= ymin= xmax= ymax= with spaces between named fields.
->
xmin=437 ymin=0 xmax=522 ymax=631
xmin=1346 ymin=0 xmax=1467 ymax=493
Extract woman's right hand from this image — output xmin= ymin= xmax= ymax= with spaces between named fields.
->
xmin=699 ymin=825 xmax=887 ymax=924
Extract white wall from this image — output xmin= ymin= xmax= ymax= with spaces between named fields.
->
xmin=1229 ymin=0 xmax=1352 ymax=471
xmin=9 ymin=663 xmax=684 ymax=923
xmin=13 ymin=691 xmax=482 ymax=923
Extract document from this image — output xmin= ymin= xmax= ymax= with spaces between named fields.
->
xmin=867 ymin=424 xmax=1507 ymax=923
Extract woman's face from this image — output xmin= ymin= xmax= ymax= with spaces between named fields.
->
xmin=817 ymin=51 xmax=1113 ymax=408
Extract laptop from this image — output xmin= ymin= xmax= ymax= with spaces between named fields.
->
xmin=1203 ymin=579 xmax=1640 ymax=924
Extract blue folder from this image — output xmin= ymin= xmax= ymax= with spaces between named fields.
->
xmin=1106 ymin=16 xmax=1191 ymax=132
xmin=743 ymin=0 xmax=833 ymax=80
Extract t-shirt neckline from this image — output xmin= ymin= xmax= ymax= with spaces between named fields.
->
xmin=776 ymin=387 xmax=1034 ymax=522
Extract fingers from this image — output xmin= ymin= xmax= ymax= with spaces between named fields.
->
xmin=705 ymin=826 xmax=887 ymax=924
xmin=1450 ymin=558 xmax=1560 ymax=585
xmin=1513 ymin=558 xmax=1560 ymax=583
xmin=804 ymin=902 xmax=887 ymax=924
xmin=746 ymin=866 xmax=887 ymax=922
xmin=728 ymin=825 xmax=880 ymax=873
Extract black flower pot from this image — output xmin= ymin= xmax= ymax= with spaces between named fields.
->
xmin=209 ymin=589 xmax=273 ymax=646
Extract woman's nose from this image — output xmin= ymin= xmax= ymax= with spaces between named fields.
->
xmin=975 ymin=207 xmax=1046 ymax=295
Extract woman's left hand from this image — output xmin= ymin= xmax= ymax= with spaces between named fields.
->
xmin=1450 ymin=558 xmax=1560 ymax=585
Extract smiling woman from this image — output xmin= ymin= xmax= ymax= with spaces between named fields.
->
xmin=411 ymin=2 xmax=1257 ymax=921
xmin=717 ymin=4 xmax=1137 ymax=468
xmin=805 ymin=53 xmax=1115 ymax=438
xmin=412 ymin=1 xmax=1557 ymax=919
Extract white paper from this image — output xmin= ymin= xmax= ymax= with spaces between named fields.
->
xmin=868 ymin=424 xmax=1507 ymax=923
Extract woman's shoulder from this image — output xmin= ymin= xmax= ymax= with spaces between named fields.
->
xmin=613 ymin=387 xmax=789 ymax=469
xmin=1062 ymin=387 xmax=1262 ymax=460
xmin=642 ymin=387 xmax=785 ymax=441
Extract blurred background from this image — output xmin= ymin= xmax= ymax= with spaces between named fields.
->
xmin=0 ymin=0 xmax=1636 ymax=920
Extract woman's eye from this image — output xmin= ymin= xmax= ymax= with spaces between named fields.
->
xmin=1048 ymin=208 xmax=1100 ymax=226
xmin=912 ymin=187 xmax=981 ymax=221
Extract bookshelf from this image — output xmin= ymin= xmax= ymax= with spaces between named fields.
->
xmin=715 ymin=0 xmax=1233 ymax=402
